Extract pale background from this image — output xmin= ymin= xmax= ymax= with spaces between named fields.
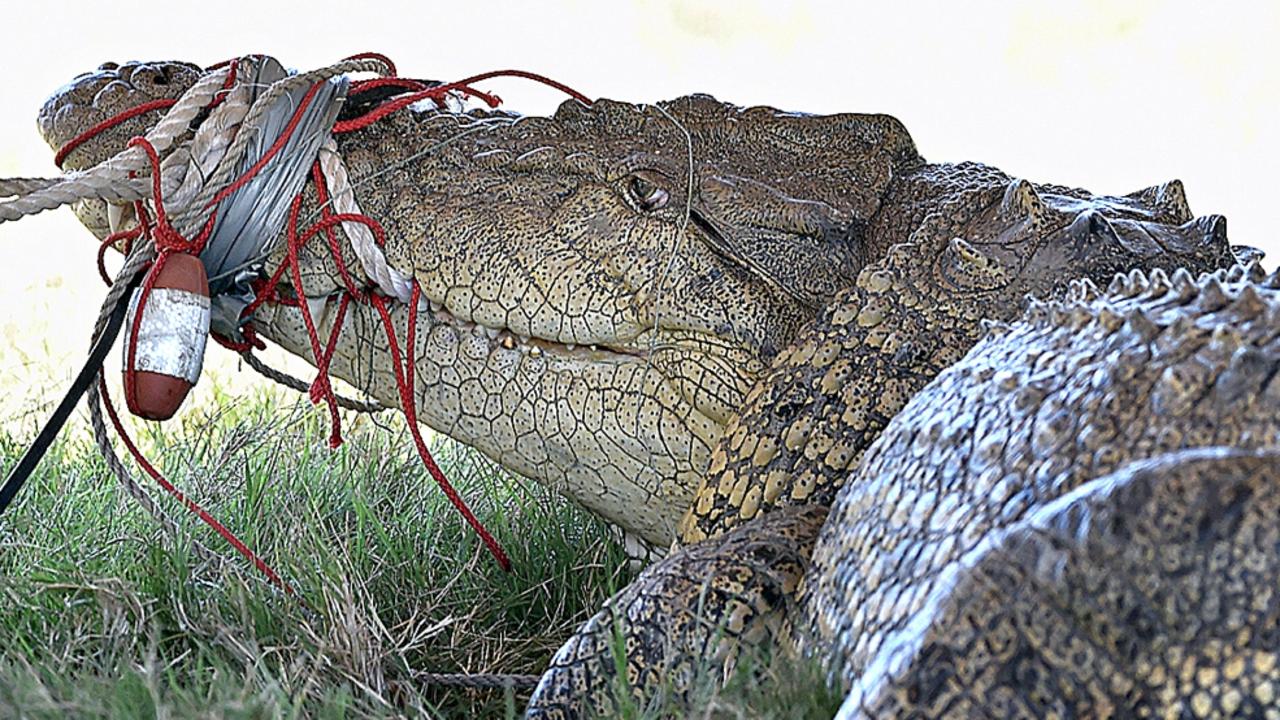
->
xmin=0 ymin=0 xmax=1276 ymax=432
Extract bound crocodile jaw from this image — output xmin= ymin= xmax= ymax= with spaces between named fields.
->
xmin=39 ymin=60 xmax=912 ymax=545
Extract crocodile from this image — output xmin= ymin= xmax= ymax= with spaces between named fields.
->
xmin=531 ymin=265 xmax=1280 ymax=718
xmin=26 ymin=59 xmax=1269 ymax=717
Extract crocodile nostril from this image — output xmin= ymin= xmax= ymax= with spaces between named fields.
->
xmin=97 ymin=61 xmax=119 ymax=72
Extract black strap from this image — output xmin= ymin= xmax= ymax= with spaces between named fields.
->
xmin=0 ymin=272 xmax=140 ymax=515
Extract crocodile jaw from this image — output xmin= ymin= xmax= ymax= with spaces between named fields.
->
xmin=254 ymin=293 xmax=729 ymax=545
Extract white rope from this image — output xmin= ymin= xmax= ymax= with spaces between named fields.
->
xmin=0 ymin=56 xmax=393 ymax=228
xmin=317 ymin=137 xmax=415 ymax=302
xmin=0 ymin=54 xmax=399 ymax=593
xmin=0 ymin=65 xmax=234 ymax=222
xmin=163 ymin=67 xmax=255 ymax=214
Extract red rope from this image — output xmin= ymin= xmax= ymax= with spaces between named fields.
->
xmin=99 ymin=381 xmax=296 ymax=596
xmin=369 ymin=289 xmax=512 ymax=571
xmin=55 ymin=98 xmax=177 ymax=169
xmin=282 ymin=195 xmax=344 ymax=448
xmin=332 ymin=69 xmax=590 ymax=134
xmin=211 ymin=327 xmax=265 ymax=353
xmin=205 ymin=58 xmax=240 ymax=111
xmin=248 ymin=175 xmax=513 ymax=568
xmin=309 ymin=162 xmax=366 ymax=300
xmin=333 ymin=83 xmax=498 ymax=133
xmin=349 ymin=77 xmax=430 ymax=95
xmin=97 ymin=226 xmax=142 ymax=285
xmin=311 ymin=293 xmax=352 ymax=405
xmin=121 ymin=138 xmax=216 ymax=415
xmin=453 ymin=69 xmax=592 ymax=106
xmin=202 ymin=81 xmax=326 ymax=211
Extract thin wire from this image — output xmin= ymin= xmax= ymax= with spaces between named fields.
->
xmin=646 ymin=102 xmax=695 ymax=358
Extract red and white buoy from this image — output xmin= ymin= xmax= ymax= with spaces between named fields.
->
xmin=122 ymin=252 xmax=210 ymax=421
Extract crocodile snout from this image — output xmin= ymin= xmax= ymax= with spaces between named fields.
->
xmin=37 ymin=60 xmax=201 ymax=170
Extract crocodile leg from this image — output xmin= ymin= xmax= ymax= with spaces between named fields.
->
xmin=845 ymin=449 xmax=1280 ymax=719
xmin=526 ymin=505 xmax=827 ymax=719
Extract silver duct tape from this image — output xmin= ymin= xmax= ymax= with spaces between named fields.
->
xmin=202 ymin=58 xmax=350 ymax=295
xmin=122 ymin=288 xmax=211 ymax=385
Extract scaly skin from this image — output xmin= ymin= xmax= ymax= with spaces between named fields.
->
xmin=841 ymin=448 xmax=1280 ymax=719
xmin=530 ymin=265 xmax=1278 ymax=718
xmin=526 ymin=217 xmax=1236 ymax=717
xmin=39 ymin=61 xmax=920 ymax=545
xmin=679 ymin=162 xmax=1231 ymax=543
xmin=527 ymin=504 xmax=827 ymax=718
xmin=801 ymin=263 xmax=1280 ymax=688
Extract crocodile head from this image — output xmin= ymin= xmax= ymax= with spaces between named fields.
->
xmin=37 ymin=60 xmax=923 ymax=544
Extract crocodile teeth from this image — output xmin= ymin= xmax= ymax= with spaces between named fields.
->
xmin=565 ymin=343 xmax=577 ymax=351
xmin=107 ymin=202 xmax=127 ymax=233
xmin=528 ymin=346 xmax=543 ymax=357
xmin=304 ymin=297 xmax=328 ymax=326
xmin=501 ymin=335 xmax=517 ymax=350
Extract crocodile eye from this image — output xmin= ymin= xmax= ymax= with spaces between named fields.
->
xmin=628 ymin=176 xmax=670 ymax=212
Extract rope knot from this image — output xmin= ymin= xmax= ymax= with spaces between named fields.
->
xmin=126 ymin=136 xmax=210 ymax=256
xmin=152 ymin=220 xmax=197 ymax=255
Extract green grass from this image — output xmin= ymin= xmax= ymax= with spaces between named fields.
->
xmin=0 ymin=389 xmax=633 ymax=719
xmin=0 ymin=389 xmax=839 ymax=719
